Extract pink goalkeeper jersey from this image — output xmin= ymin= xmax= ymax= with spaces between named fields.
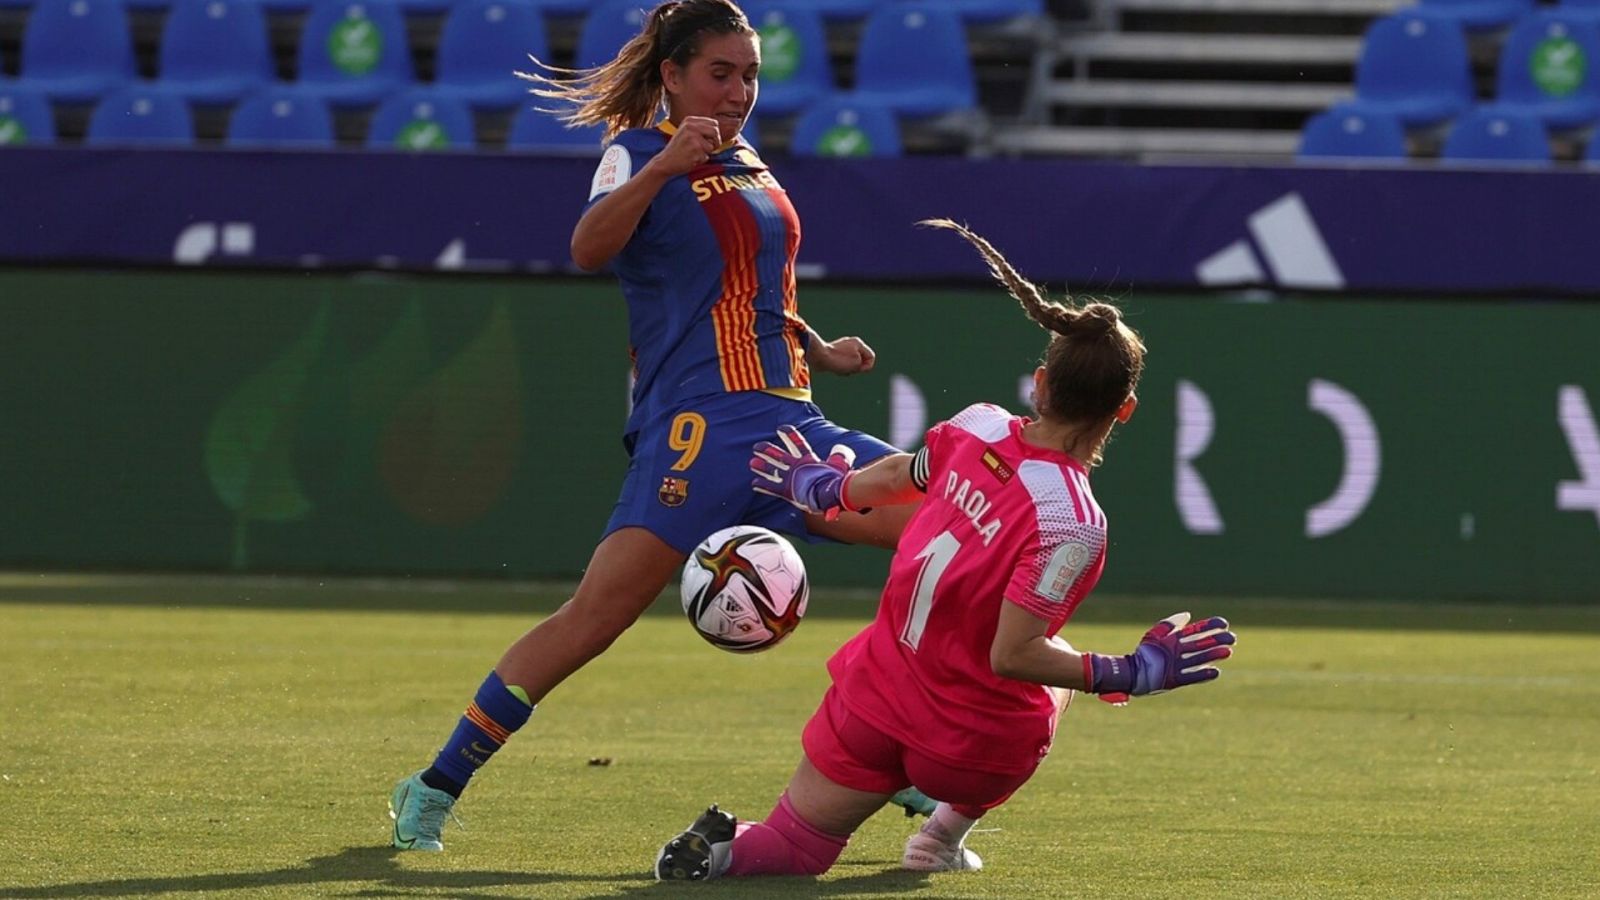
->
xmin=827 ymin=403 xmax=1108 ymax=775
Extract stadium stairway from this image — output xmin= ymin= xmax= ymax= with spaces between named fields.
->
xmin=994 ymin=0 xmax=1409 ymax=160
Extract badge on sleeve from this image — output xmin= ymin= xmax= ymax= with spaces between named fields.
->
xmin=1035 ymin=541 xmax=1090 ymax=603
xmin=589 ymin=144 xmax=632 ymax=200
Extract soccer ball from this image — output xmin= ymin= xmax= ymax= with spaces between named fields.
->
xmin=681 ymin=525 xmax=809 ymax=653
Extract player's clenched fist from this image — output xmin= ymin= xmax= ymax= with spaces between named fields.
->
xmin=809 ymin=335 xmax=877 ymax=376
xmin=653 ymin=115 xmax=722 ymax=176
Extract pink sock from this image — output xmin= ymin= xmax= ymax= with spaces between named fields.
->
xmin=725 ymin=792 xmax=848 ymax=876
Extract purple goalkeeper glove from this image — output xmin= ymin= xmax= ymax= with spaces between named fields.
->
xmin=1085 ymin=612 xmax=1235 ymax=703
xmin=750 ymin=425 xmax=859 ymax=520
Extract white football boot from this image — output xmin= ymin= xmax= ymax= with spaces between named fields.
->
xmin=902 ymin=830 xmax=983 ymax=872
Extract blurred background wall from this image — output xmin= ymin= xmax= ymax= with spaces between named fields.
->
xmin=4 ymin=0 xmax=1599 ymax=602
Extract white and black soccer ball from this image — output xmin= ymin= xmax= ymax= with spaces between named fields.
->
xmin=681 ymin=525 xmax=809 ymax=653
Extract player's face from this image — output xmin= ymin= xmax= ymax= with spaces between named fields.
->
xmin=663 ymin=31 xmax=760 ymax=142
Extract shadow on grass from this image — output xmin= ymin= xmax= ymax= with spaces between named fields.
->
xmin=613 ymin=867 xmax=941 ymax=898
xmin=2 ymin=570 xmax=1598 ymax=634
xmin=0 ymin=847 xmax=947 ymax=900
xmin=0 ymin=846 xmax=631 ymax=899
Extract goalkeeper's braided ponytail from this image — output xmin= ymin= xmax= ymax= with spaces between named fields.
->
xmin=919 ymin=218 xmax=1146 ymax=466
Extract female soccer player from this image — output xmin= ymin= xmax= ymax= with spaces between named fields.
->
xmin=653 ymin=220 xmax=1237 ymax=881
xmin=387 ymin=0 xmax=918 ymax=851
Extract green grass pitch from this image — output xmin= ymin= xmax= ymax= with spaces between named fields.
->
xmin=2 ymin=574 xmax=1598 ymax=899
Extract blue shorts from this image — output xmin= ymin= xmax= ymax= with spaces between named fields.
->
xmin=603 ymin=391 xmax=898 ymax=555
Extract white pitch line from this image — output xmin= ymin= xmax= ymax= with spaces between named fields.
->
xmin=1233 ymin=670 xmax=1594 ymax=689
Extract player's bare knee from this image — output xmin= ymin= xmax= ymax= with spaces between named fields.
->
xmin=531 ymin=600 xmax=632 ymax=659
xmin=567 ymin=598 xmax=648 ymax=649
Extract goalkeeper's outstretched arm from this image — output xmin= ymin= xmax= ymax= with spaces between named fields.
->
xmin=991 ymin=604 xmax=1237 ymax=698
xmin=750 ymin=425 xmax=926 ymax=516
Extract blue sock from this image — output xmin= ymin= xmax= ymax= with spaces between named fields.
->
xmin=424 ymin=671 xmax=533 ymax=797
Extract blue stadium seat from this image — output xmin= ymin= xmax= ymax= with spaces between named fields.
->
xmin=789 ymin=95 xmax=901 ymax=157
xmin=433 ymin=0 xmax=548 ymax=111
xmin=367 ymin=88 xmax=476 ymax=150
xmin=506 ymin=104 xmax=607 ymax=152
xmin=850 ymin=2 xmax=976 ymax=117
xmin=296 ymin=0 xmax=414 ymax=107
xmin=1440 ymin=105 xmax=1551 ymax=163
xmin=1493 ymin=11 xmax=1600 ymax=129
xmin=1297 ymin=103 xmax=1408 ymax=160
xmin=1349 ymin=9 xmax=1474 ymax=128
xmin=741 ymin=0 xmax=831 ymax=117
xmin=798 ymin=0 xmax=880 ymax=22
xmin=158 ymin=0 xmax=276 ymax=105
xmin=0 ymin=0 xmax=37 ymax=9
xmin=1561 ymin=0 xmax=1600 ymax=19
xmin=925 ymin=0 xmax=1042 ymax=24
xmin=0 ymin=82 xmax=57 ymax=145
xmin=86 ymin=85 xmax=195 ymax=146
xmin=394 ymin=0 xmax=452 ymax=14
xmin=574 ymin=0 xmax=649 ymax=69
xmin=227 ymin=85 xmax=336 ymax=147
xmin=16 ymin=0 xmax=137 ymax=103
xmin=522 ymin=0 xmax=592 ymax=16
xmin=1418 ymin=0 xmax=1533 ymax=33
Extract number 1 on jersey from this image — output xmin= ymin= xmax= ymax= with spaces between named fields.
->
xmin=901 ymin=530 xmax=961 ymax=652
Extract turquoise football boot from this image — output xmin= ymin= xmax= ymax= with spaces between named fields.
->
xmin=889 ymin=787 xmax=937 ymax=818
xmin=389 ymin=771 xmax=456 ymax=851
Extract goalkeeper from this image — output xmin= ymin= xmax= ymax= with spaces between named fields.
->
xmin=655 ymin=220 xmax=1237 ymax=882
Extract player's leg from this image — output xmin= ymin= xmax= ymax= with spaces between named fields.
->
xmin=656 ymin=686 xmax=903 ymax=881
xmin=774 ymin=755 xmax=894 ymax=843
xmin=725 ymin=760 xmax=887 ymax=877
xmin=391 ymin=528 xmax=682 ymax=850
xmin=492 ymin=527 xmax=683 ymax=697
xmin=728 ymin=685 xmax=907 ymax=875
xmin=655 ymin=759 xmax=889 ymax=882
xmin=899 ymin=739 xmax=1052 ymax=872
xmin=900 ymin=689 xmax=1071 ymax=871
xmin=902 ymin=800 xmax=992 ymax=872
xmin=897 ymin=756 xmax=1027 ymax=873
xmin=395 ymin=393 xmax=817 ymax=849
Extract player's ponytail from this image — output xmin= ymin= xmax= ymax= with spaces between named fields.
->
xmin=920 ymin=218 xmax=1146 ymax=465
xmin=518 ymin=0 xmax=754 ymax=141
xmin=918 ymin=219 xmax=1078 ymax=336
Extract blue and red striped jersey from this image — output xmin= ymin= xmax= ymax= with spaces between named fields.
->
xmin=586 ymin=123 xmax=811 ymax=439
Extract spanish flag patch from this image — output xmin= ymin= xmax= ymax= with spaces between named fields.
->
xmin=980 ymin=448 xmax=1015 ymax=484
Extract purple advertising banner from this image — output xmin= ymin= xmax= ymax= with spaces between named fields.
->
xmin=3 ymin=146 xmax=1597 ymax=293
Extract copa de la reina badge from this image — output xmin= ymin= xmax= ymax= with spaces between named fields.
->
xmin=589 ymin=144 xmax=631 ymax=200
xmin=1036 ymin=541 xmax=1091 ymax=602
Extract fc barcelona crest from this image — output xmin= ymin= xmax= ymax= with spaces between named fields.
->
xmin=659 ymin=476 xmax=690 ymax=508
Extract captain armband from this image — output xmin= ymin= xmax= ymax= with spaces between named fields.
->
xmin=909 ymin=447 xmax=931 ymax=492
